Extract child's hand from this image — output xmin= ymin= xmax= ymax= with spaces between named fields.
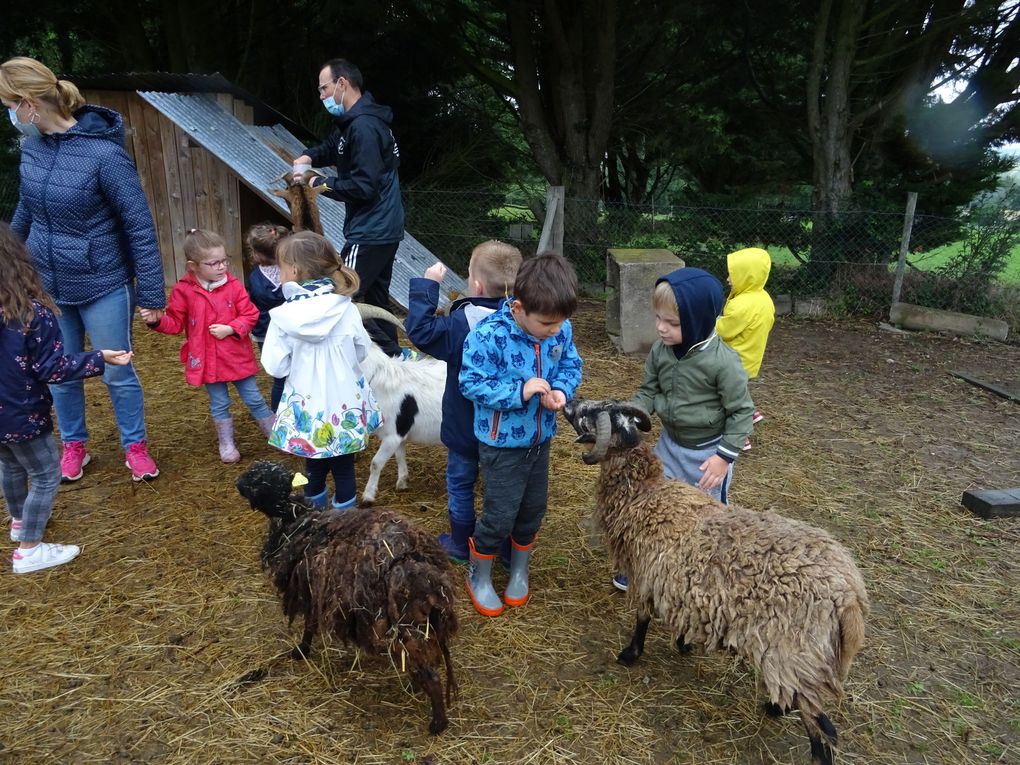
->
xmin=540 ymin=389 xmax=567 ymax=411
xmin=139 ymin=308 xmax=162 ymax=324
xmin=424 ymin=263 xmax=447 ymax=283
xmin=209 ymin=324 xmax=235 ymax=340
xmin=101 ymin=350 xmax=134 ymax=366
xmin=522 ymin=377 xmax=551 ymax=401
xmin=697 ymin=455 xmax=729 ymax=492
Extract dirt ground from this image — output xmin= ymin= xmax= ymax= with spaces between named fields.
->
xmin=2 ymin=299 xmax=1018 ymax=765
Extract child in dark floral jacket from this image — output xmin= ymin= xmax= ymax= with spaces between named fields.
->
xmin=0 ymin=223 xmax=133 ymax=573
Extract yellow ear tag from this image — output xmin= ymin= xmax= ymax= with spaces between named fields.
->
xmin=291 ymin=472 xmax=309 ymax=489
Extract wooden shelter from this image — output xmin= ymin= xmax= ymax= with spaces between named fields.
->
xmin=76 ymin=73 xmax=309 ymax=284
xmin=74 ymin=72 xmax=464 ymax=307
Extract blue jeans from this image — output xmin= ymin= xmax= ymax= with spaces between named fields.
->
xmin=205 ymin=376 xmax=273 ymax=420
xmin=0 ymin=435 xmax=61 ymax=543
xmin=51 ymin=285 xmax=147 ymax=449
xmin=446 ymin=449 xmax=479 ymax=525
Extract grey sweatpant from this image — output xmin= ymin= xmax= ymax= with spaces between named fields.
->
xmin=474 ymin=441 xmax=550 ymax=554
xmin=0 ymin=434 xmax=61 ymax=543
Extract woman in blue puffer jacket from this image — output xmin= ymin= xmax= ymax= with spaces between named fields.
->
xmin=0 ymin=56 xmax=165 ymax=482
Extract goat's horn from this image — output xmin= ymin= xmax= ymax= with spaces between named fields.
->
xmin=583 ymin=410 xmax=613 ymax=465
xmin=354 ymin=302 xmax=405 ymax=332
xmin=618 ymin=402 xmax=652 ymax=432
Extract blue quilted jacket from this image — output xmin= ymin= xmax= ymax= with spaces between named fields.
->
xmin=459 ymin=302 xmax=583 ymax=449
xmin=10 ymin=105 xmax=166 ymax=308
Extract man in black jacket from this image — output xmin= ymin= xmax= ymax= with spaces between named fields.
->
xmin=294 ymin=58 xmax=405 ymax=357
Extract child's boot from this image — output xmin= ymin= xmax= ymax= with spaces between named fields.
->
xmin=438 ymin=517 xmax=474 ymax=563
xmin=256 ymin=415 xmax=276 ymax=439
xmin=304 ymin=488 xmax=328 ymax=510
xmin=504 ymin=536 xmax=535 ymax=606
xmin=466 ymin=537 xmax=504 ymax=617
xmin=213 ymin=418 xmax=240 ymax=463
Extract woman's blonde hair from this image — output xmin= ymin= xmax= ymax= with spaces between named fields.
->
xmin=0 ymin=57 xmax=84 ymax=119
xmin=277 ymin=231 xmax=359 ymax=296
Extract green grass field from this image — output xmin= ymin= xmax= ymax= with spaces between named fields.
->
xmin=765 ymin=242 xmax=1020 ymax=283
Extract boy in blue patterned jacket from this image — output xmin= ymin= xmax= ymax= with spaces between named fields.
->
xmin=459 ymin=252 xmax=583 ymax=617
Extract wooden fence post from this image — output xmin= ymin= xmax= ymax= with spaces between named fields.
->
xmin=537 ymin=185 xmax=565 ymax=256
xmin=891 ymin=191 xmax=918 ymax=314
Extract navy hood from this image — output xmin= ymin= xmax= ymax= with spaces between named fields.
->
xmin=657 ymin=267 xmax=724 ymax=358
xmin=64 ymin=104 xmax=125 ymax=145
xmin=333 ymin=92 xmax=393 ymax=128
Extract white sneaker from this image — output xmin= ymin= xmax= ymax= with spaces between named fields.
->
xmin=12 ymin=542 xmax=81 ymax=574
xmin=9 ymin=518 xmax=22 ymax=542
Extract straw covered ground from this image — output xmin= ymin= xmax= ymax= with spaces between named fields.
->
xmin=2 ymin=299 xmax=1018 ymax=765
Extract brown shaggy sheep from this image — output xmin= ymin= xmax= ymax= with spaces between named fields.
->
xmin=563 ymin=399 xmax=869 ymax=765
xmin=236 ymin=460 xmax=459 ymax=734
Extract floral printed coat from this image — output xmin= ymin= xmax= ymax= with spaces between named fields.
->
xmin=260 ymin=280 xmax=381 ymax=458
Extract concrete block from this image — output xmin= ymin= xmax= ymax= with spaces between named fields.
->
xmin=606 ymin=248 xmax=685 ymax=354
xmin=774 ymin=294 xmax=793 ymax=316
xmin=890 ymin=302 xmax=1009 ymax=341
xmin=961 ymin=488 xmax=1020 ymax=519
xmin=795 ymin=297 xmax=828 ymax=317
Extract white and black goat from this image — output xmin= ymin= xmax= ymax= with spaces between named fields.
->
xmin=355 ymin=304 xmax=446 ymax=505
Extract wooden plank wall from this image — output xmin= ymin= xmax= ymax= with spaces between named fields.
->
xmin=82 ymin=90 xmax=245 ymax=283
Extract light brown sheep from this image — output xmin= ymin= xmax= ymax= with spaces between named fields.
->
xmin=563 ymin=399 xmax=869 ymax=765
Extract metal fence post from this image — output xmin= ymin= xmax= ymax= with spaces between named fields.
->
xmin=537 ymin=185 xmax=565 ymax=256
xmin=891 ymin=191 xmax=918 ymax=314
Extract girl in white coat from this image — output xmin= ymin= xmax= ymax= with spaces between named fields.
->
xmin=260 ymin=231 xmax=382 ymax=508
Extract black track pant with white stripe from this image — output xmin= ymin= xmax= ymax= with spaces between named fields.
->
xmin=341 ymin=241 xmax=401 ymax=357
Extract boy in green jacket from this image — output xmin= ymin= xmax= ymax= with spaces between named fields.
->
xmin=614 ymin=266 xmax=754 ymax=591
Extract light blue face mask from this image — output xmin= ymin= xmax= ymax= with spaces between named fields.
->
xmin=322 ymin=81 xmax=345 ymax=117
xmin=8 ymin=103 xmax=41 ymax=138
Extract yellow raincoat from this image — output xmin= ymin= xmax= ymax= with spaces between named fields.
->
xmin=715 ymin=248 xmax=775 ymax=378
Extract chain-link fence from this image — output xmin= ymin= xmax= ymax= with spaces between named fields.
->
xmin=403 ymin=188 xmax=1020 ymax=329
xmin=3 ymin=168 xmax=1016 ymax=330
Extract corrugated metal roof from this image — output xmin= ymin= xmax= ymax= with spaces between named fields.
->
xmin=139 ymin=91 xmax=465 ymax=310
xmin=77 ymin=71 xmax=315 ymax=141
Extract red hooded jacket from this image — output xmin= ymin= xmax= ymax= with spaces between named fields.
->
xmin=153 ymin=272 xmax=260 ymax=386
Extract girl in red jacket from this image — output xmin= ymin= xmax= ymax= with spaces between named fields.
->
xmin=141 ymin=229 xmax=274 ymax=463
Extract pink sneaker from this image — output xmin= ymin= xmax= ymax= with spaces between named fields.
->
xmin=60 ymin=441 xmax=91 ymax=482
xmin=752 ymin=410 xmax=764 ymax=424
xmin=125 ymin=441 xmax=159 ymax=481
xmin=742 ymin=438 xmax=753 ymax=451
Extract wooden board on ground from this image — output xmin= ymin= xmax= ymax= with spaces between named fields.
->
xmin=950 ymin=370 xmax=1020 ymax=404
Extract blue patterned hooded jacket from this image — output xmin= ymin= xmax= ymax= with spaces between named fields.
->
xmin=10 ymin=105 xmax=166 ymax=308
xmin=459 ymin=302 xmax=583 ymax=448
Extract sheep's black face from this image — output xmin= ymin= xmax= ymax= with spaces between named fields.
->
xmin=563 ymin=399 xmax=651 ymax=463
xmin=236 ymin=460 xmax=299 ymax=518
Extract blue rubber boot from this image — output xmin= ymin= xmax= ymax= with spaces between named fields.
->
xmin=332 ymin=495 xmax=356 ymax=511
xmin=304 ymin=488 xmax=328 ymax=510
xmin=438 ymin=518 xmax=474 ymax=564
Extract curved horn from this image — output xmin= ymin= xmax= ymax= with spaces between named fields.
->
xmin=582 ymin=410 xmax=613 ymax=464
xmin=354 ymin=302 xmax=406 ymax=332
xmin=618 ymin=402 xmax=652 ymax=432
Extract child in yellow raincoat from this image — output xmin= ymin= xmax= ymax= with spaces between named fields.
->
xmin=716 ymin=248 xmax=775 ymax=450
